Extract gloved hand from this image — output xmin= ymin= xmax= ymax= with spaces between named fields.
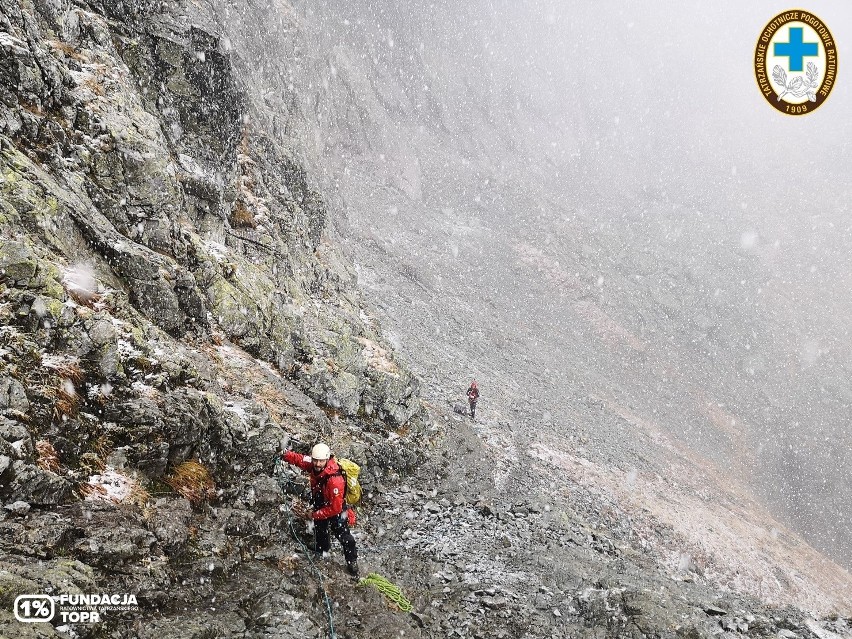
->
xmin=292 ymin=501 xmax=312 ymax=520
xmin=277 ymin=434 xmax=290 ymax=454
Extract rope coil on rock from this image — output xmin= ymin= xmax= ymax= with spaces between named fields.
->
xmin=357 ymin=573 xmax=413 ymax=612
xmin=273 ymin=455 xmax=338 ymax=639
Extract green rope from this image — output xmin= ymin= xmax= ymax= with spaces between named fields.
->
xmin=273 ymin=455 xmax=338 ymax=639
xmin=357 ymin=573 xmax=413 ymax=612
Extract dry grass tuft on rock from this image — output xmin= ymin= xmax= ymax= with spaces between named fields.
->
xmin=230 ymin=200 xmax=257 ymax=228
xmin=41 ymin=355 xmax=85 ymax=384
xmin=35 ymin=440 xmax=61 ymax=473
xmin=40 ymin=355 xmax=85 ymax=419
xmin=165 ymin=460 xmax=216 ymax=506
xmin=53 ymin=381 xmax=82 ymax=419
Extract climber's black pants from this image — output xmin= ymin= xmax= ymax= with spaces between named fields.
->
xmin=469 ymin=399 xmax=477 ymax=418
xmin=315 ymin=514 xmax=357 ymax=564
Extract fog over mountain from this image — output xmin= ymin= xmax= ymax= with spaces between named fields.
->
xmin=251 ymin=0 xmax=852 ymax=569
xmin=2 ymin=0 xmax=851 ymax=636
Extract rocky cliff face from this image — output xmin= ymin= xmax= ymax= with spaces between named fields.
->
xmin=0 ymin=1 xmax=429 ymax=636
xmin=0 ymin=2 xmax=850 ymax=639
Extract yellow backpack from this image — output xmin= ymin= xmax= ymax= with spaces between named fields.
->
xmin=336 ymin=458 xmax=362 ymax=506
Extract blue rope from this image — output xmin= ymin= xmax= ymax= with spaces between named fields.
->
xmin=273 ymin=456 xmax=337 ymax=639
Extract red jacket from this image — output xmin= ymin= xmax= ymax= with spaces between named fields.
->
xmin=282 ymin=450 xmax=346 ymax=521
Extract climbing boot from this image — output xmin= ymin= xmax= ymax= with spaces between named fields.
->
xmin=346 ymin=561 xmax=360 ymax=578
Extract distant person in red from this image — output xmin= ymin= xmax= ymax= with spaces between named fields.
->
xmin=467 ymin=380 xmax=479 ymax=419
xmin=281 ymin=443 xmax=359 ymax=577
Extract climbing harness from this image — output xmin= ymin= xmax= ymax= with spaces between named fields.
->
xmin=273 ymin=455 xmax=338 ymax=639
xmin=357 ymin=573 xmax=413 ymax=612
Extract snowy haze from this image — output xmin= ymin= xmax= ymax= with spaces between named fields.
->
xmin=240 ymin=0 xmax=852 ymax=570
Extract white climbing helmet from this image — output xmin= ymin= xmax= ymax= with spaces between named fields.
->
xmin=311 ymin=443 xmax=331 ymax=461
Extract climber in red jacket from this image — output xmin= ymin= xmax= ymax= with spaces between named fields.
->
xmin=281 ymin=443 xmax=359 ymax=576
xmin=467 ymin=380 xmax=480 ymax=419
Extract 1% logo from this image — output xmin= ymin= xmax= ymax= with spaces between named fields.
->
xmin=14 ymin=595 xmax=55 ymax=623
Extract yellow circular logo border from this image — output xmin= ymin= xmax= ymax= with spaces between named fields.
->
xmin=754 ymin=9 xmax=838 ymax=116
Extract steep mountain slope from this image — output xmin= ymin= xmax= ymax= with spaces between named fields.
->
xmin=0 ymin=1 xmax=850 ymax=639
xmin=272 ymin=0 xmax=852 ymax=575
